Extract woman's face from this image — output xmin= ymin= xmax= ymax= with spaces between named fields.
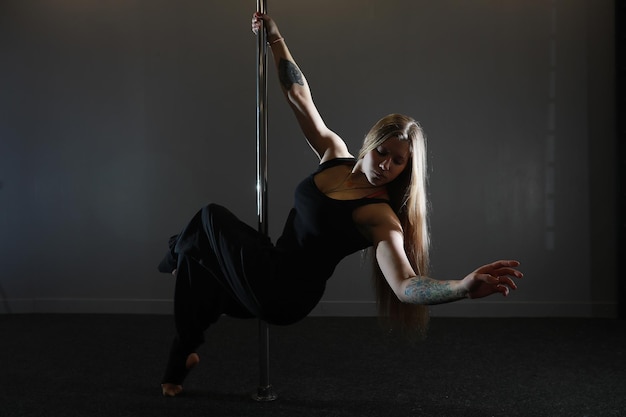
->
xmin=362 ymin=136 xmax=410 ymax=186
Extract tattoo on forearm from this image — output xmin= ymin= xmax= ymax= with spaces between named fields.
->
xmin=278 ymin=58 xmax=304 ymax=90
xmin=404 ymin=277 xmax=465 ymax=305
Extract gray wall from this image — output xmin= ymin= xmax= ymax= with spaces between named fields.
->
xmin=0 ymin=0 xmax=616 ymax=317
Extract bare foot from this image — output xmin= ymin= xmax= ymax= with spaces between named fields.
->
xmin=161 ymin=383 xmax=183 ymax=397
xmin=161 ymin=353 xmax=200 ymax=397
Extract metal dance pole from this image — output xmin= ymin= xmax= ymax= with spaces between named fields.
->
xmin=253 ymin=0 xmax=277 ymax=402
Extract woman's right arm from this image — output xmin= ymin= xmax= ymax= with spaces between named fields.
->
xmin=252 ymin=13 xmax=350 ymax=162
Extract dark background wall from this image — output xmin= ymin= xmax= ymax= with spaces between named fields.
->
xmin=0 ymin=0 xmax=617 ymax=317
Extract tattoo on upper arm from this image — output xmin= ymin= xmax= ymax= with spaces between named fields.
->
xmin=278 ymin=58 xmax=304 ymax=90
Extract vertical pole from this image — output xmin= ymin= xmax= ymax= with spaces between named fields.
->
xmin=253 ymin=0 xmax=277 ymax=402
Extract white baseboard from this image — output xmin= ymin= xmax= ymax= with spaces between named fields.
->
xmin=1 ymin=298 xmax=174 ymax=315
xmin=312 ymin=300 xmax=617 ymax=318
xmin=0 ymin=298 xmax=617 ymax=318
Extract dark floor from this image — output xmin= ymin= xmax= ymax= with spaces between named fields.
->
xmin=1 ymin=314 xmax=625 ymax=417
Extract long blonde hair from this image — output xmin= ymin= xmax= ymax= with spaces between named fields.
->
xmin=358 ymin=114 xmax=431 ymax=336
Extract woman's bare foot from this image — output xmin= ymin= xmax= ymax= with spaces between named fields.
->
xmin=161 ymin=353 xmax=200 ymax=397
xmin=161 ymin=383 xmax=183 ymax=397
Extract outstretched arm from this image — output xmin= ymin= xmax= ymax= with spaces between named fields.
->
xmin=252 ymin=12 xmax=350 ymax=162
xmin=401 ymin=260 xmax=522 ymax=304
xmin=359 ymin=204 xmax=522 ymax=305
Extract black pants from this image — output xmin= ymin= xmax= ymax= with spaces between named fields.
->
xmin=159 ymin=204 xmax=324 ymax=383
xmin=160 ymin=204 xmax=272 ymax=350
xmin=161 ymin=203 xmax=320 ymax=343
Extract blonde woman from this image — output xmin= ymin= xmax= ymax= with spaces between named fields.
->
xmin=157 ymin=12 xmax=522 ymax=397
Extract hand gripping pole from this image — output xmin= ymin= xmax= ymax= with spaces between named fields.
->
xmin=253 ymin=0 xmax=277 ymax=402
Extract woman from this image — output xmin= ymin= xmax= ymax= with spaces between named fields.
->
xmin=157 ymin=12 xmax=523 ymax=397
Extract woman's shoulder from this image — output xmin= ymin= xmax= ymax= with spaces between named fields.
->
xmin=316 ymin=156 xmax=355 ymax=172
xmin=317 ymin=137 xmax=353 ymax=163
xmin=319 ymin=144 xmax=354 ymax=164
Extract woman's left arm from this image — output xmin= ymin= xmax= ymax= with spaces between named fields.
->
xmin=363 ymin=205 xmax=522 ymax=305
xmin=251 ymin=12 xmax=350 ymax=162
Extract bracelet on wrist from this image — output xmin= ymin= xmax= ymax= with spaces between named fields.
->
xmin=268 ymin=37 xmax=284 ymax=46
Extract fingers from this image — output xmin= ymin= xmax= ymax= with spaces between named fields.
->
xmin=251 ymin=13 xmax=261 ymax=34
xmin=496 ymin=276 xmax=517 ymax=291
xmin=252 ymin=12 xmax=268 ymax=24
xmin=477 ymin=260 xmax=521 ymax=275
xmin=479 ymin=273 xmax=517 ymax=296
xmin=495 ymin=284 xmax=510 ymax=297
xmin=486 ymin=260 xmax=521 ymax=270
xmin=252 ymin=12 xmax=267 ymax=33
xmin=478 ymin=273 xmax=499 ymax=285
xmin=493 ymin=267 xmax=523 ymax=279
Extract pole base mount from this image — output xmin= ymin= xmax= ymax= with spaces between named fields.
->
xmin=252 ymin=385 xmax=278 ymax=402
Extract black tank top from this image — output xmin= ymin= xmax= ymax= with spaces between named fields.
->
xmin=275 ymin=158 xmax=390 ymax=280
